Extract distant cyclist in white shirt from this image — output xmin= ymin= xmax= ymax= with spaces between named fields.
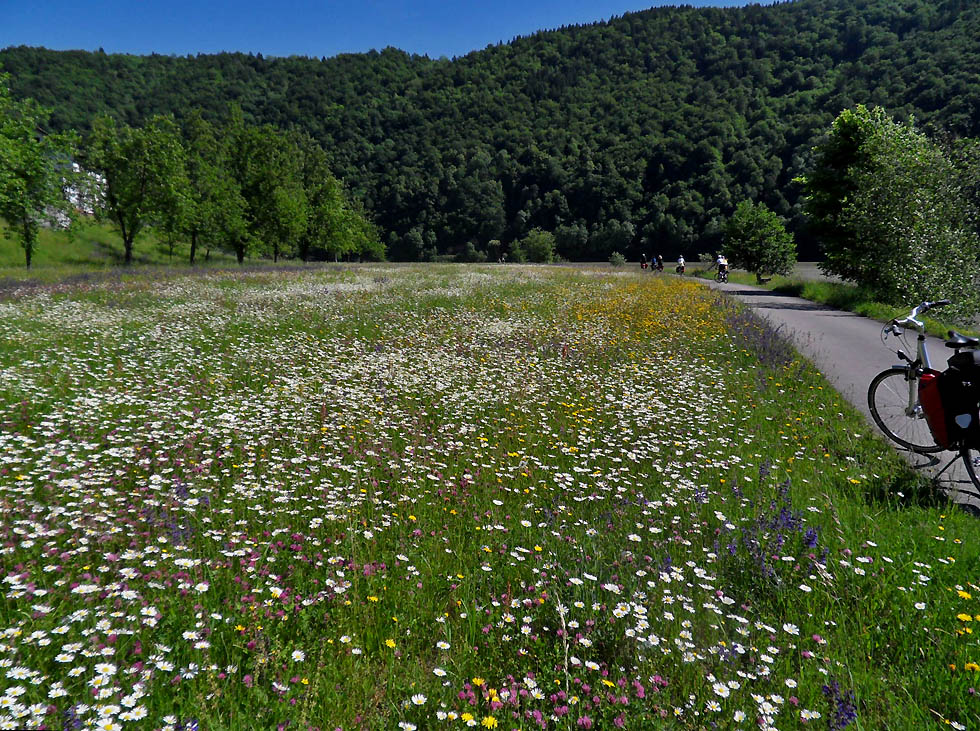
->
xmin=715 ymin=253 xmax=729 ymax=282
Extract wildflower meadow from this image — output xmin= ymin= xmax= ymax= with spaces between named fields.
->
xmin=0 ymin=265 xmax=977 ymax=730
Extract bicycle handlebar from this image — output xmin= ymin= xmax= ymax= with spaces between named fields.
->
xmin=913 ymin=299 xmax=951 ymax=317
xmin=881 ymin=299 xmax=954 ymax=370
xmin=889 ymin=299 xmax=953 ymax=330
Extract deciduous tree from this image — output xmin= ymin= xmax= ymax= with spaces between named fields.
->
xmin=520 ymin=228 xmax=556 ymax=263
xmin=723 ymin=200 xmax=796 ymax=283
xmin=229 ymin=120 xmax=307 ymax=263
xmin=0 ymin=76 xmax=79 ymax=268
xmin=84 ymin=114 xmax=189 ymax=265
xmin=294 ymin=133 xmax=355 ymax=262
xmin=181 ymin=112 xmax=246 ymax=264
xmin=801 ymin=106 xmax=980 ymax=320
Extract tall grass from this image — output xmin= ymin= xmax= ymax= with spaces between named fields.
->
xmin=0 ymin=266 xmax=975 ymax=730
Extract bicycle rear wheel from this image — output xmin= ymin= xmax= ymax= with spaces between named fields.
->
xmin=961 ymin=448 xmax=980 ymax=493
xmin=867 ymin=368 xmax=943 ymax=453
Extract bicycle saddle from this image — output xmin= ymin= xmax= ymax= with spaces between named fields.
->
xmin=946 ymin=330 xmax=980 ymax=349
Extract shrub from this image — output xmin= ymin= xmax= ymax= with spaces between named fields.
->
xmin=520 ymin=228 xmax=556 ymax=263
xmin=454 ymin=241 xmax=487 ymax=263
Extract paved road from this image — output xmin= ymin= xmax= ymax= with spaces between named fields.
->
xmin=702 ymin=278 xmax=980 ymax=512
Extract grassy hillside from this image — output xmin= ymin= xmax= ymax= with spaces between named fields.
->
xmin=0 ymin=219 xmax=240 ymax=277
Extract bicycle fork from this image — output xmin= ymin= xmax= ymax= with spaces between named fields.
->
xmin=897 ymin=345 xmax=927 ymax=419
xmin=903 ymin=368 xmax=920 ymax=418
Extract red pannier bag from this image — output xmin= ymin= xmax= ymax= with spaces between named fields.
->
xmin=918 ymin=370 xmax=950 ymax=449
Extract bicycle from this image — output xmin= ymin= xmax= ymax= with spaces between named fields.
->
xmin=716 ymin=267 xmax=728 ymax=283
xmin=868 ymin=299 xmax=980 ymax=491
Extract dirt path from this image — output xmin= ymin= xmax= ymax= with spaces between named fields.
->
xmin=703 ymin=277 xmax=980 ymax=513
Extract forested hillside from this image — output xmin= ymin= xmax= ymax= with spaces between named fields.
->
xmin=3 ymin=0 xmax=979 ymax=261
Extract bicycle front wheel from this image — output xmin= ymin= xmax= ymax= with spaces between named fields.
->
xmin=868 ymin=368 xmax=943 ymax=453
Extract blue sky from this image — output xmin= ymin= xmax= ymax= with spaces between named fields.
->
xmin=1 ymin=1 xmax=752 ymax=60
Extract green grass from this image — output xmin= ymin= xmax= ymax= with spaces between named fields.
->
xmin=695 ymin=268 xmax=978 ymax=339
xmin=0 ymin=218 xmax=240 ymax=277
xmin=0 ymin=266 xmax=976 ymax=730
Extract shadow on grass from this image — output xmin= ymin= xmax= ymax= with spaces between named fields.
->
xmin=88 ymin=239 xmax=126 ymax=265
xmin=864 ymin=467 xmax=951 ymax=510
xmin=863 ymin=452 xmax=980 ymax=516
xmin=773 ymin=281 xmax=870 ymax=311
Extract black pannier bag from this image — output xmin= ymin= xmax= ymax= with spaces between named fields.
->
xmin=937 ymin=350 xmax=980 ymax=449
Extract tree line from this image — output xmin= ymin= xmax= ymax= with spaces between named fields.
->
xmin=4 ymin=70 xmax=980 ymax=319
xmin=2 ymin=0 xmax=979 ymax=263
xmin=0 ymin=76 xmax=381 ymax=267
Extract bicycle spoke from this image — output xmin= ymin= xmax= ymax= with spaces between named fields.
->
xmin=868 ymin=368 xmax=942 ymax=453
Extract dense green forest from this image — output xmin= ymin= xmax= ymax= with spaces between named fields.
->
xmin=2 ymin=0 xmax=979 ymax=261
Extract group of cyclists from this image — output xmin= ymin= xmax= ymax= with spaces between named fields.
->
xmin=638 ymin=252 xmax=729 ymax=281
xmin=638 ymin=253 xmax=665 ymax=271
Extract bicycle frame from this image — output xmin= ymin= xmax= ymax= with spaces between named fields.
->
xmin=886 ymin=307 xmax=932 ymax=368
xmin=883 ymin=301 xmax=946 ymax=418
